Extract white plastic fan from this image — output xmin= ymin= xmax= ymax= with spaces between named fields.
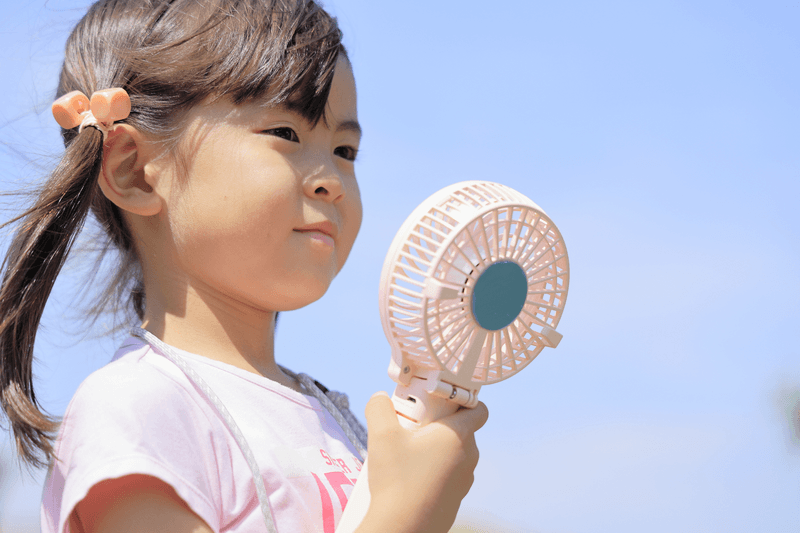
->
xmin=337 ymin=181 xmax=569 ymax=532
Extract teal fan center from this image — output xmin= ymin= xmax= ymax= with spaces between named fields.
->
xmin=470 ymin=261 xmax=528 ymax=331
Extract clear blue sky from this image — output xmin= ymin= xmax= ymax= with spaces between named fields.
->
xmin=1 ymin=1 xmax=798 ymax=531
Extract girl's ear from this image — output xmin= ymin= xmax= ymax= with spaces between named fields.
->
xmin=98 ymin=124 xmax=165 ymax=216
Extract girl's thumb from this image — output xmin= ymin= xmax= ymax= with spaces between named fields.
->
xmin=364 ymin=391 xmax=401 ymax=435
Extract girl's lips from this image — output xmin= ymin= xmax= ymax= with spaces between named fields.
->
xmin=294 ymin=221 xmax=337 ymax=241
xmin=294 ymin=228 xmax=335 ymax=247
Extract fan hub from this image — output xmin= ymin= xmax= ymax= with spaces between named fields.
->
xmin=471 ymin=261 xmax=528 ymax=331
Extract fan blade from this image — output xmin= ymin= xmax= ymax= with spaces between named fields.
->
xmin=455 ymin=328 xmax=488 ymax=381
xmin=423 ymin=278 xmax=462 ymax=300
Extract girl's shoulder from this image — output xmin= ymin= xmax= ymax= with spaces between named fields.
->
xmin=44 ymin=338 xmax=236 ymax=533
xmin=65 ymin=336 xmax=217 ymax=425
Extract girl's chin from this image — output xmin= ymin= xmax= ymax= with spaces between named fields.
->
xmin=208 ymin=269 xmax=337 ymax=314
xmin=269 ymin=280 xmax=334 ymax=311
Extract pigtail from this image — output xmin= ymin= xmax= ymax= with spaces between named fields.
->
xmin=0 ymin=128 xmax=104 ymax=468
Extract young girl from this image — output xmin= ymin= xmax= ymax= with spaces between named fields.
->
xmin=0 ymin=1 xmax=487 ymax=532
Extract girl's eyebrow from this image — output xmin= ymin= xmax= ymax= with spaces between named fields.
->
xmin=337 ymin=119 xmax=362 ymax=139
xmin=276 ymin=103 xmax=361 ymax=139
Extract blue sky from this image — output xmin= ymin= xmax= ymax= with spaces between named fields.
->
xmin=1 ymin=1 xmax=799 ymax=532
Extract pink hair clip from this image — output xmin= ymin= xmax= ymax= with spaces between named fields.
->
xmin=52 ymin=88 xmax=131 ymax=138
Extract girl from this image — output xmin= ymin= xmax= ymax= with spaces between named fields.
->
xmin=0 ymin=1 xmax=487 ymax=532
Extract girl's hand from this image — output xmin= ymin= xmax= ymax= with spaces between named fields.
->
xmin=358 ymin=391 xmax=489 ymax=533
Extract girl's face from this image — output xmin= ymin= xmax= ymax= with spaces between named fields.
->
xmin=159 ymin=58 xmax=362 ymax=312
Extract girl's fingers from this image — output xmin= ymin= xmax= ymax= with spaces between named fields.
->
xmin=364 ymin=391 xmax=401 ymax=436
xmin=438 ymin=402 xmax=489 ymax=437
xmin=464 ymin=401 xmax=489 ymax=431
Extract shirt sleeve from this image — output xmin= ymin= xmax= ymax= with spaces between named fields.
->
xmin=41 ymin=357 xmax=231 ymax=533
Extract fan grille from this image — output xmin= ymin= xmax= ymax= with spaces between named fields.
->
xmin=383 ymin=182 xmax=569 ymax=385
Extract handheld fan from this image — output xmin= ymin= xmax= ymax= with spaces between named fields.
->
xmin=336 ymin=181 xmax=569 ymax=532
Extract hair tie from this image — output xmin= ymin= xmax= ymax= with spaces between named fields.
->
xmin=52 ymin=88 xmax=131 ymax=140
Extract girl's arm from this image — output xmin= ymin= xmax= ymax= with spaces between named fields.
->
xmin=70 ymin=475 xmax=213 ymax=533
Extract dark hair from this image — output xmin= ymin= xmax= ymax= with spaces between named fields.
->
xmin=0 ymin=0 xmax=345 ymax=469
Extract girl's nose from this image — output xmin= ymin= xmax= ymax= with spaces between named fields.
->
xmin=302 ymin=167 xmax=345 ymax=203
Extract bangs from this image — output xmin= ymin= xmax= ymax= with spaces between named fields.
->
xmin=111 ymin=0 xmax=344 ymax=128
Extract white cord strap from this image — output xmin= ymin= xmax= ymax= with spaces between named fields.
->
xmin=130 ymin=328 xmax=368 ymax=531
xmin=131 ymin=327 xmax=279 ymax=533
xmin=281 ymin=368 xmax=368 ymax=459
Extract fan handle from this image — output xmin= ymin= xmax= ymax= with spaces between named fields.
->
xmin=336 ymin=362 xmax=478 ymax=532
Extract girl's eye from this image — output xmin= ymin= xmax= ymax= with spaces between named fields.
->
xmin=334 ymin=145 xmax=358 ymax=162
xmin=264 ymin=127 xmax=299 ymax=142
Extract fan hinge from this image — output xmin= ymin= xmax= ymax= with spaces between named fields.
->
xmin=407 ymin=369 xmax=479 ymax=408
xmin=425 ymin=375 xmax=480 ymax=408
xmin=387 ymin=353 xmax=414 ymax=386
xmin=389 ymin=364 xmax=480 ymax=408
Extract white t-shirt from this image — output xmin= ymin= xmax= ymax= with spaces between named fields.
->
xmin=41 ymin=337 xmax=364 ymax=533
